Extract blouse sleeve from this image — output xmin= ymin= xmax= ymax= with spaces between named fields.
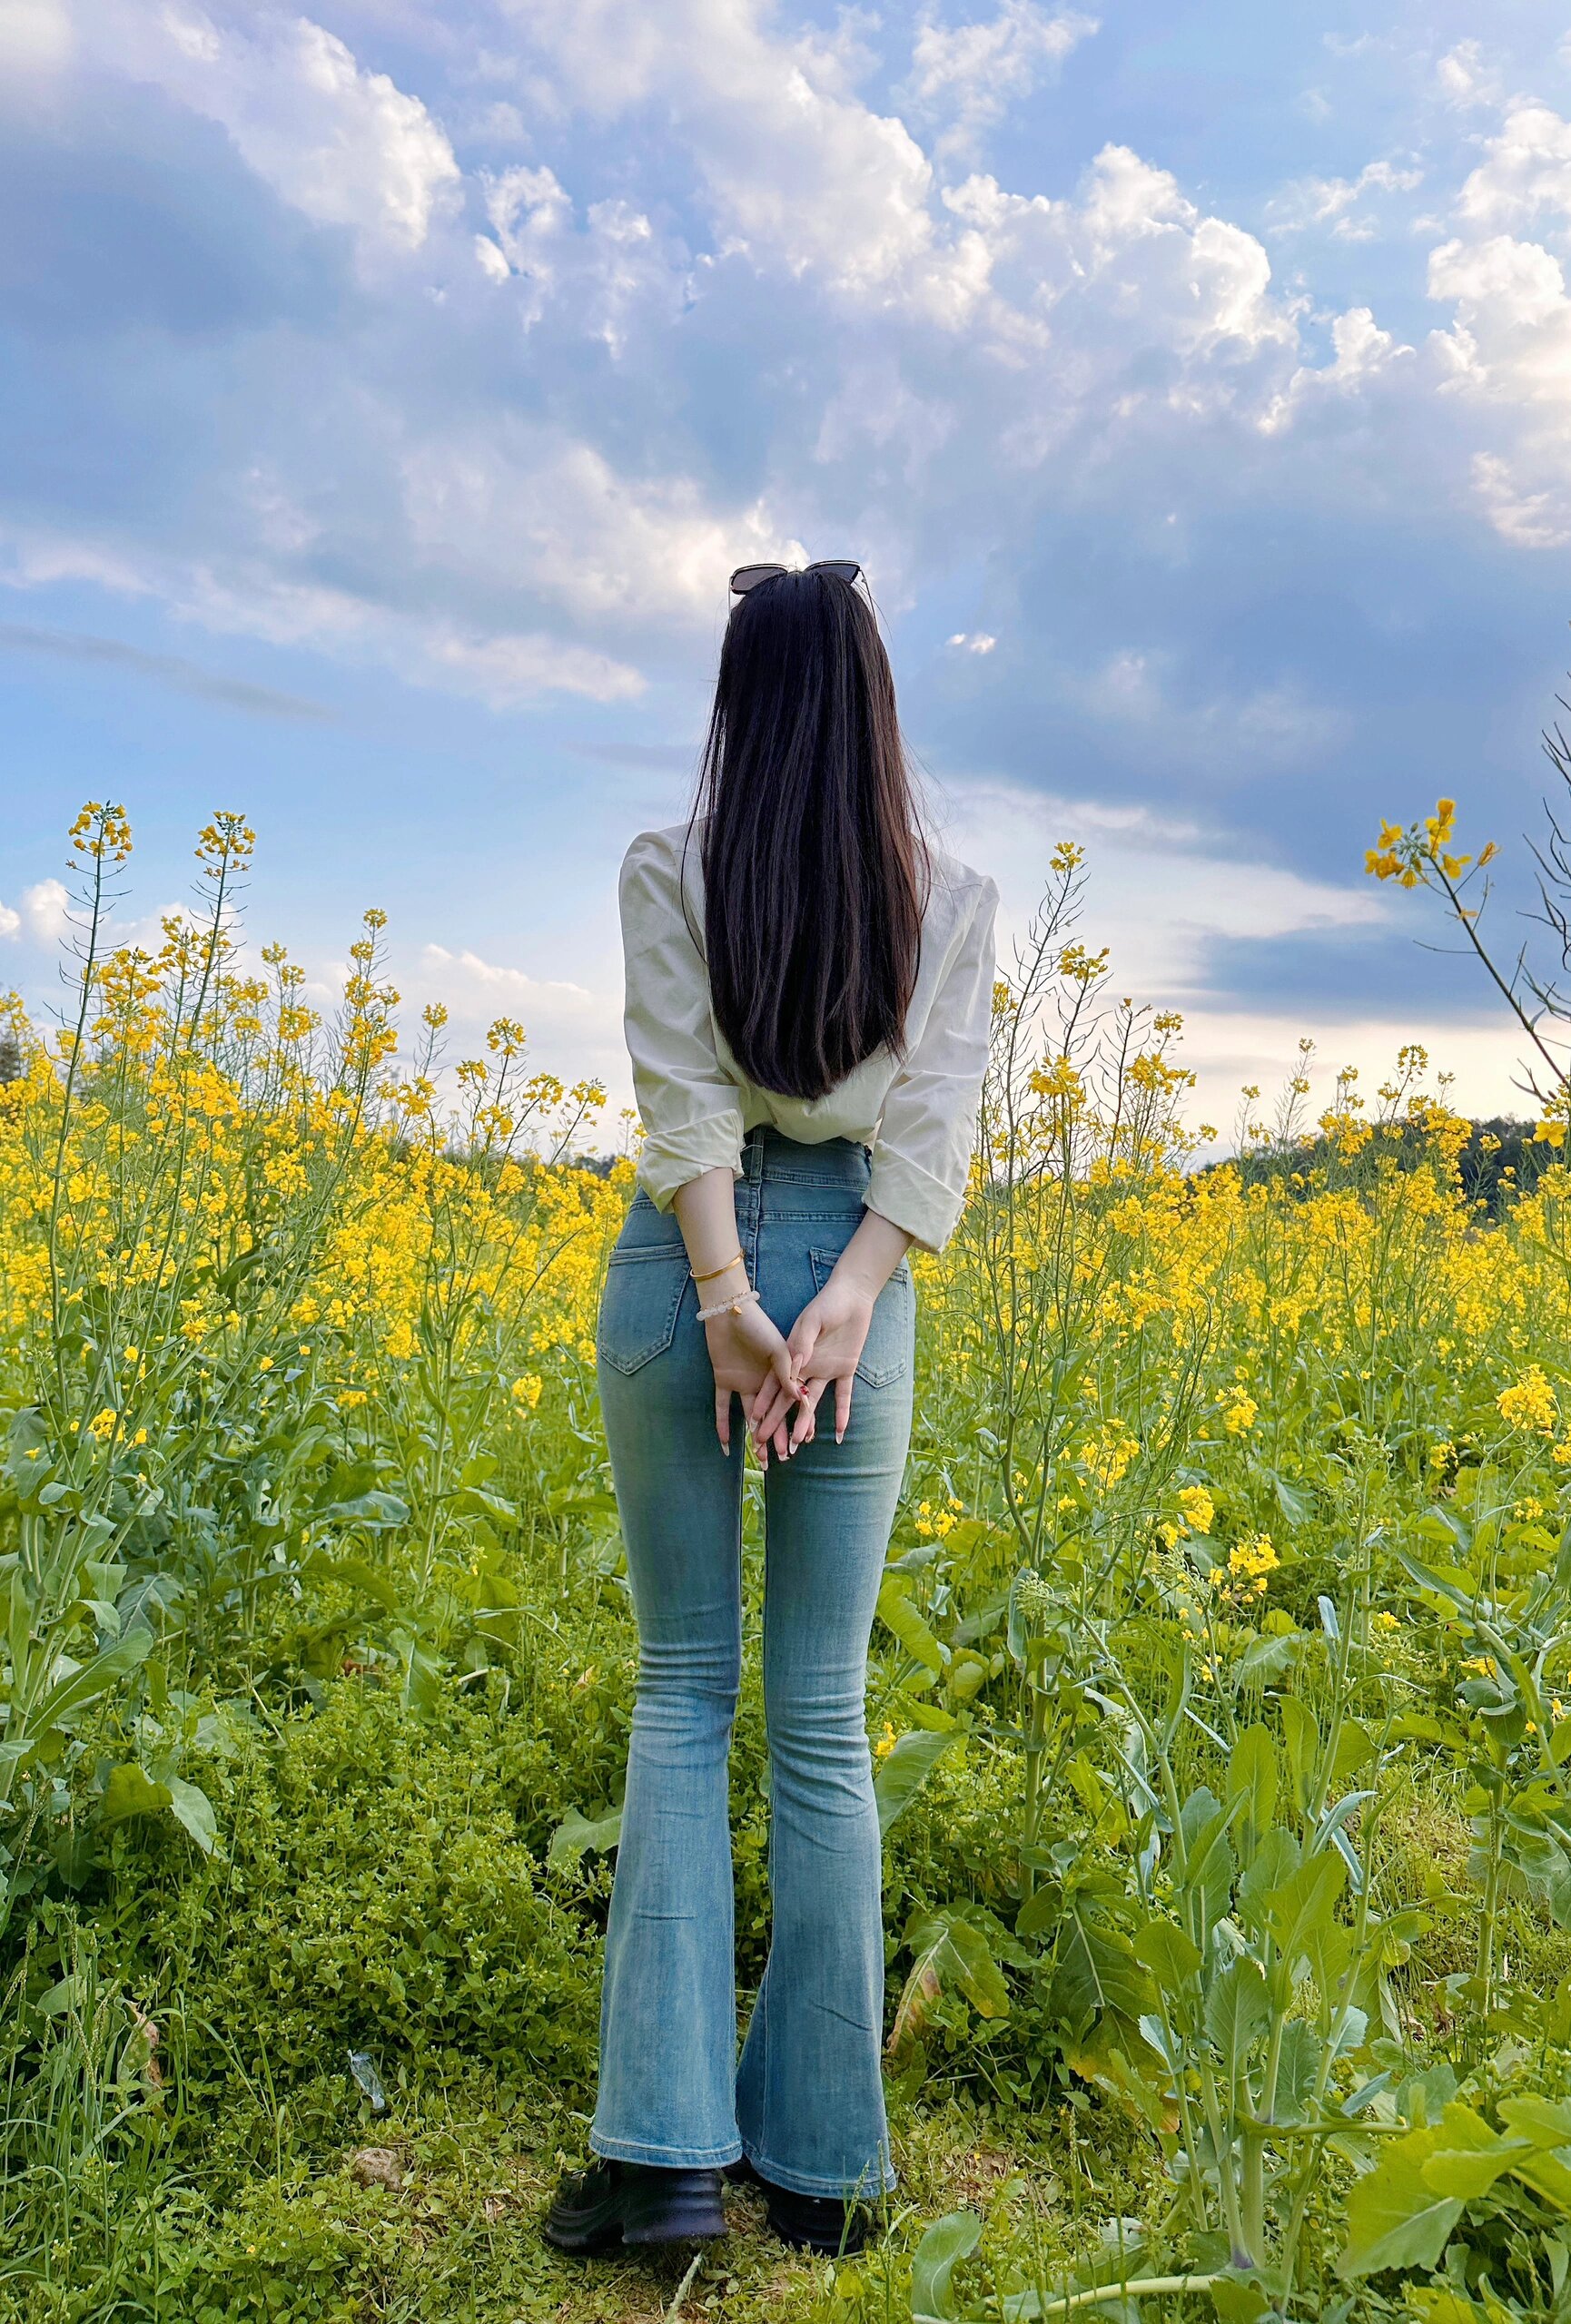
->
xmin=865 ymin=873 xmax=998 ymax=1254
xmin=619 ymin=830 xmax=746 ymax=1211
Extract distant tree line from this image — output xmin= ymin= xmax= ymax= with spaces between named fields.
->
xmin=1197 ymin=1115 xmax=1550 ymax=1217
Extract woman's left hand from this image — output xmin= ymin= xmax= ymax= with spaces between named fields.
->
xmin=749 ymin=1274 xmax=874 ymax=1454
xmin=706 ymin=1298 xmax=802 ymax=1462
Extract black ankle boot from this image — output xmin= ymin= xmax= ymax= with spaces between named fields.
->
xmin=724 ymin=2154 xmax=877 ymax=2256
xmin=543 ymin=2157 xmax=726 ymax=2253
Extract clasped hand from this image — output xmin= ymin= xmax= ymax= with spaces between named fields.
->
xmin=704 ymin=1273 xmax=874 ymax=1465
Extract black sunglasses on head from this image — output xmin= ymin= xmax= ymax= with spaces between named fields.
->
xmin=729 ymin=559 xmax=863 ymax=595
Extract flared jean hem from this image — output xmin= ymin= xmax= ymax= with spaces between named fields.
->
xmin=588 ymin=2131 xmax=744 ymax=2170
xmin=742 ymin=2136 xmax=897 ymax=2201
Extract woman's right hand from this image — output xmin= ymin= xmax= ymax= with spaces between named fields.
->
xmin=704 ymin=1299 xmax=802 ymax=1462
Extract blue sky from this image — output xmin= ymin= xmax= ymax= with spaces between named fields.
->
xmin=4 ymin=0 xmax=1570 ymax=1134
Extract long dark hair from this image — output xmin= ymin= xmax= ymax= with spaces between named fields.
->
xmin=690 ymin=568 xmax=927 ymax=1101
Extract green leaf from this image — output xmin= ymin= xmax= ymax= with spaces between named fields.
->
xmin=1280 ymin=1696 xmax=1319 ymax=1809
xmin=1338 ymin=2125 xmax=1465 ymax=2279
xmin=321 ymin=1490 xmax=410 ymax=1529
xmin=888 ymin=1909 xmax=1010 ymax=2058
xmin=1132 ymin=1920 xmax=1203 ymax=1994
xmin=99 ymin=1763 xmax=171 ymax=1824
xmin=1497 ymin=2093 xmax=1571 ymax=2149
xmin=25 ymin=1627 xmax=153 ymax=1747
xmin=1237 ymin=1631 xmax=1302 ymax=1687
xmin=1262 ymin=1848 xmax=1346 ymax=1968
xmin=1271 ymin=1474 xmax=1315 ymax=1526
xmin=877 ymin=1579 xmax=945 ymax=1676
xmin=1270 ymin=2020 xmax=1324 ymax=2126
xmin=1204 ymin=1958 xmax=1270 ymax=2076
xmin=548 ymin=1806 xmax=623 ymax=1868
xmin=1050 ymin=1905 xmax=1151 ymax=2034
xmin=874 ymin=1729 xmax=957 ymax=1837
xmin=1227 ymin=1725 xmax=1279 ymax=1837
xmin=1178 ymin=1794 xmax=1239 ymax=1940
xmin=910 ymin=2209 xmax=983 ymax=2324
xmin=1210 ymin=2275 xmax=1270 ymax=2324
xmin=164 ymin=1776 xmax=218 ymax=1855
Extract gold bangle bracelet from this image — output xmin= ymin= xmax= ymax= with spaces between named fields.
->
xmin=692 ymin=1250 xmax=745 ymax=1285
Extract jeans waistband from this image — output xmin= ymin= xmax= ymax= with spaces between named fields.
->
xmin=740 ymin=1125 xmax=869 ymax=1187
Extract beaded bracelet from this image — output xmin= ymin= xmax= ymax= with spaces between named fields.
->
xmin=697 ymin=1285 xmax=761 ymax=1324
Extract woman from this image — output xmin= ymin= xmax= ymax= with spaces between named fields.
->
xmin=545 ymin=562 xmax=998 ymax=2261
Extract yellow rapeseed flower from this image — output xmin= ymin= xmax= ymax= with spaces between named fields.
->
xmin=1497 ymin=1365 xmax=1556 ymax=1434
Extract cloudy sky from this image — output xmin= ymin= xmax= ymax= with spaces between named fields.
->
xmin=3 ymin=0 xmax=1569 ymax=1137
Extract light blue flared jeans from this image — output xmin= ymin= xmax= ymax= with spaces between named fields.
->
xmin=588 ymin=1128 xmax=914 ymax=2200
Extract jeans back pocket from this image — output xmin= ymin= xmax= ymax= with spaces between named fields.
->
xmin=807 ymin=1248 xmax=914 ymax=1388
xmin=597 ymin=1246 xmax=692 ymax=1374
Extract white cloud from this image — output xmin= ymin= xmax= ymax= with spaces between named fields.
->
xmin=0 ymin=0 xmax=72 ymax=72
xmin=1457 ymin=103 xmax=1571 ymax=246
xmin=22 ymin=880 xmax=70 ymax=945
xmin=0 ymin=901 xmax=20 ymax=940
xmin=399 ymin=428 xmax=795 ymax=625
xmin=476 ymin=165 xmax=680 ymax=350
xmin=1260 ymin=305 xmax=1414 ymax=432
xmin=412 ymin=942 xmax=624 ymax=1098
xmin=936 ymin=774 xmax=1521 ymax=1130
xmin=428 ymin=629 xmax=645 ymax=704
xmin=1267 ymin=157 xmax=1423 ymax=241
xmin=944 ymin=773 xmax=1382 ymax=1001
xmin=503 ymin=0 xmax=949 ymax=298
xmin=1060 ymin=648 xmax=1349 ymax=767
xmin=1428 ymin=227 xmax=1571 ymax=547
xmin=86 ymin=3 xmax=460 ymax=252
xmin=1437 ymin=39 xmax=1501 ymax=112
xmin=0 ymin=517 xmax=650 ymax=703
xmin=947 ymin=630 xmax=996 ymax=652
xmin=903 ymin=4 xmax=1098 ymax=164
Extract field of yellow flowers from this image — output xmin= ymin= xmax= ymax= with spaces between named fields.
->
xmin=4 ymin=804 xmax=1571 ymax=2324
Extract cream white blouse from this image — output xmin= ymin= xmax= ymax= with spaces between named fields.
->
xmin=618 ymin=822 xmax=999 ymax=1253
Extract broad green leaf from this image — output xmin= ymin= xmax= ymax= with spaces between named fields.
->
xmin=1210 ymin=2275 xmax=1270 ymax=2324
xmin=1132 ymin=1920 xmax=1202 ymax=1994
xmin=1049 ymin=1905 xmax=1150 ymax=2033
xmin=99 ymin=1763 xmax=171 ymax=1824
xmin=310 ymin=1554 xmax=403 ymax=1612
xmin=1510 ymin=2148 xmax=1571 ymax=2214
xmin=1280 ymin=1697 xmax=1319 ymax=1809
xmin=25 ymin=1627 xmax=153 ymax=1744
xmin=877 ymin=1579 xmax=945 ymax=1676
xmin=1338 ymin=2125 xmax=1464 ymax=2279
xmin=1271 ymin=1474 xmax=1315 ymax=1527
xmin=910 ymin=2209 xmax=982 ymax=2324
xmin=548 ymin=1806 xmax=623 ymax=1867
xmin=1270 ymin=2019 xmax=1323 ymax=2126
xmin=164 ymin=1776 xmax=218 ymax=1855
xmin=1237 ymin=1631 xmax=1302 ymax=1687
xmin=1263 ymin=1848 xmax=1346 ymax=1968
xmin=1178 ymin=1797 xmax=1238 ymax=1941
xmin=874 ymin=1729 xmax=957 ymax=1837
xmin=451 ymin=1484 xmax=517 ymax=1524
xmin=1227 ymin=1725 xmax=1278 ymax=1837
xmin=321 ymin=1490 xmax=410 ymax=1529
xmin=1498 ymin=2094 xmax=1571 ymax=2149
xmin=888 ymin=1909 xmax=1010 ymax=2058
xmin=1204 ymin=1958 xmax=1270 ymax=2076
xmin=1237 ymin=1827 xmax=1301 ymax=1930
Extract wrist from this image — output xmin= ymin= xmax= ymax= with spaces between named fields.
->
xmin=698 ymin=1283 xmax=759 ymax=1324
xmin=830 ymin=1259 xmax=882 ymax=1301
xmin=693 ymin=1252 xmax=747 ymax=1292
